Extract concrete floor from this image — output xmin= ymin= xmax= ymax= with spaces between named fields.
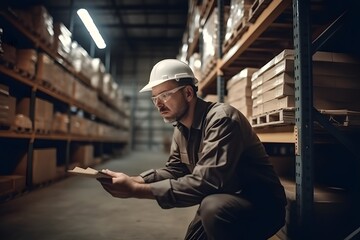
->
xmin=0 ymin=151 xmax=198 ymax=240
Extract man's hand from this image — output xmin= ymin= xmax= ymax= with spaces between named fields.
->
xmin=97 ymin=169 xmax=154 ymax=199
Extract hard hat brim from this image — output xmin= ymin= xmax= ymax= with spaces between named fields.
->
xmin=139 ymin=79 xmax=169 ymax=92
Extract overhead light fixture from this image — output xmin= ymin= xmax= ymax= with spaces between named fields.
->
xmin=77 ymin=8 xmax=106 ymax=49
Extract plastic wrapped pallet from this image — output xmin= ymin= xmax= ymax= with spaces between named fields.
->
xmin=224 ymin=0 xmax=252 ymax=42
xmin=201 ymin=7 xmax=230 ymax=76
xmin=31 ymin=5 xmax=54 ymax=45
xmin=53 ymin=22 xmax=72 ymax=60
xmin=90 ymin=58 xmax=106 ymax=90
xmin=188 ymin=5 xmax=201 ymax=44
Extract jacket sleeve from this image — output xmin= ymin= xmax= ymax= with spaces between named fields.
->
xmin=140 ymin=132 xmax=191 ymax=183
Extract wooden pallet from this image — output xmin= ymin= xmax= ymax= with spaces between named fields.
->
xmin=223 ymin=18 xmax=251 ymax=55
xmin=34 ymin=127 xmax=50 ymax=134
xmin=251 ymin=108 xmax=295 ymax=127
xmin=248 ymin=0 xmax=273 ymax=23
xmin=12 ymin=125 xmax=32 ymax=133
xmin=14 ymin=67 xmax=35 ymax=80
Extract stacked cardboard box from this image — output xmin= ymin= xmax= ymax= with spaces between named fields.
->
xmin=37 ymin=53 xmax=74 ymax=97
xmin=17 ymin=97 xmax=53 ymax=132
xmin=72 ymin=80 xmax=98 ymax=108
xmin=226 ymin=67 xmax=257 ymax=120
xmin=71 ymin=145 xmax=95 ymax=168
xmin=52 ymin=112 xmax=69 ymax=133
xmin=251 ymin=49 xmax=360 ymax=121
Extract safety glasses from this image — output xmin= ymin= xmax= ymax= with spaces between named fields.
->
xmin=151 ymin=86 xmax=185 ymax=104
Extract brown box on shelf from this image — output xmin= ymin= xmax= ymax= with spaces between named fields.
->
xmin=253 ymin=96 xmax=295 ymax=116
xmin=227 ymin=67 xmax=258 ymax=89
xmin=16 ymin=49 xmax=37 ymax=77
xmin=52 ymin=112 xmax=69 ymax=133
xmin=36 ymin=52 xmax=54 ymax=84
xmin=71 ymin=145 xmax=94 ymax=168
xmin=253 ymin=83 xmax=294 ymax=106
xmin=229 ymin=99 xmax=252 ymax=120
xmin=227 ymin=85 xmax=252 ymax=102
xmin=252 ymin=72 xmax=294 ymax=97
xmin=263 ymin=96 xmax=295 ymax=113
xmin=16 ymin=97 xmax=53 ymax=131
xmin=0 ymin=43 xmax=16 ymax=65
xmin=251 ymin=49 xmax=294 ymax=81
xmin=14 ymin=148 xmax=57 ymax=185
xmin=0 ymin=95 xmax=16 ymax=127
xmin=70 ymin=115 xmax=82 ymax=135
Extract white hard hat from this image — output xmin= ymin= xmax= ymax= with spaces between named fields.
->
xmin=139 ymin=59 xmax=198 ymax=92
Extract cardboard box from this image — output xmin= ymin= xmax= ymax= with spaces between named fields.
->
xmin=52 ymin=112 xmax=69 ymax=133
xmin=226 ymin=67 xmax=257 ymax=90
xmin=16 ymin=49 xmax=37 ymax=77
xmin=16 ymin=97 xmax=53 ymax=131
xmin=71 ymin=145 xmax=94 ymax=168
xmin=14 ymin=148 xmax=57 ymax=185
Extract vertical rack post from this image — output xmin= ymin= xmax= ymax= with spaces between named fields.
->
xmin=293 ymin=0 xmax=314 ymax=238
xmin=216 ymin=0 xmax=225 ymax=103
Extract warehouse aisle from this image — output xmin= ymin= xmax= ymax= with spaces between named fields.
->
xmin=0 ymin=151 xmax=197 ymax=240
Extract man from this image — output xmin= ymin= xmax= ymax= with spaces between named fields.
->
xmin=98 ymin=59 xmax=287 ymax=240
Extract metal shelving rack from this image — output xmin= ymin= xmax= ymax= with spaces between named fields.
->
xmin=192 ymin=0 xmax=360 ymax=238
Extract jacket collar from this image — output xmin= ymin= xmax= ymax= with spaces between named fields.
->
xmin=174 ymin=98 xmax=211 ymax=130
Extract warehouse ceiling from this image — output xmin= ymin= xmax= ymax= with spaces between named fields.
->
xmin=5 ymin=0 xmax=189 ymax=60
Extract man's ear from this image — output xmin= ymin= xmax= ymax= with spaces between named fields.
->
xmin=184 ymin=86 xmax=194 ymax=100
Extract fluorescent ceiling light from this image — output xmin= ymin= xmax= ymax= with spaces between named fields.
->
xmin=77 ymin=8 xmax=106 ymax=49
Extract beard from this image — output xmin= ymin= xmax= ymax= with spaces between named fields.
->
xmin=161 ymin=102 xmax=189 ymax=124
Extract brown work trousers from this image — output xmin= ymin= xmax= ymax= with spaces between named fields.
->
xmin=184 ymin=194 xmax=286 ymax=240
